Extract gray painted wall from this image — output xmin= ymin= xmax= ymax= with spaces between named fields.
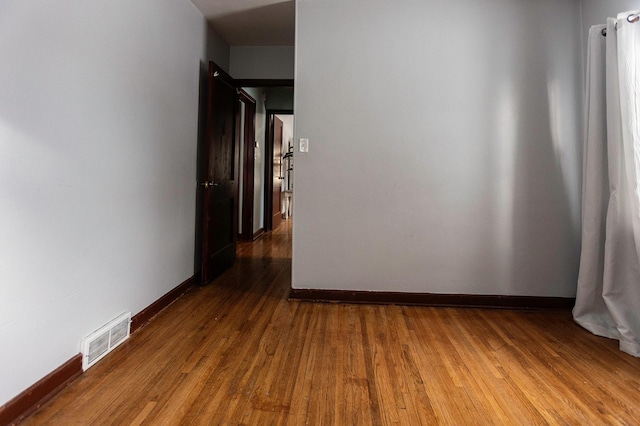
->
xmin=230 ymin=46 xmax=295 ymax=80
xmin=0 ymin=0 xmax=222 ymax=406
xmin=266 ymin=87 xmax=294 ymax=111
xmin=293 ymin=0 xmax=584 ymax=297
xmin=207 ymin=23 xmax=231 ymax=72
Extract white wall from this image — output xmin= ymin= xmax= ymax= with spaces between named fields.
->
xmin=0 ymin=0 xmax=216 ymax=406
xmin=293 ymin=0 xmax=583 ymax=297
xmin=230 ymin=46 xmax=295 ymax=80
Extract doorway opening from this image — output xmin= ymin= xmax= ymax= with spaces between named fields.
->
xmin=196 ymin=71 xmax=293 ymax=285
xmin=236 ymin=86 xmax=294 ymax=241
xmin=265 ymin=111 xmax=294 ymax=233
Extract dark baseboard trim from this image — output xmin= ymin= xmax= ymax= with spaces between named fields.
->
xmin=131 ymin=275 xmax=196 ymax=333
xmin=289 ymin=288 xmax=575 ymax=310
xmin=1 ymin=274 xmax=197 ymax=424
xmin=253 ymin=228 xmax=265 ymax=241
xmin=0 ymin=354 xmax=83 ymax=425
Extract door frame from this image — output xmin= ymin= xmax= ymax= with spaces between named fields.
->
xmin=264 ymin=109 xmax=293 ymax=232
xmin=238 ymin=90 xmax=257 ymax=241
xmin=195 ymin=77 xmax=293 ymax=280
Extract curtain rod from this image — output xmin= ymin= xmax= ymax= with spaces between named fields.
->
xmin=600 ymin=13 xmax=639 ymax=37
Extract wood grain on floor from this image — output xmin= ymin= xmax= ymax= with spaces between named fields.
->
xmin=21 ymin=220 xmax=640 ymax=425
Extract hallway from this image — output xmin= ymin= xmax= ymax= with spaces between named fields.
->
xmin=22 ymin=219 xmax=640 ymax=424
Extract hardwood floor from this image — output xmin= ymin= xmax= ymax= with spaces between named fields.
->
xmin=21 ymin=219 xmax=640 ymax=425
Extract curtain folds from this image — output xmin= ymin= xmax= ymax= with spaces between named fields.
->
xmin=574 ymin=11 xmax=640 ymax=357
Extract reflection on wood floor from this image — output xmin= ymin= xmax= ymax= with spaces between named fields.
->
xmin=22 ymin=217 xmax=640 ymax=424
xmin=237 ymin=220 xmax=292 ymax=262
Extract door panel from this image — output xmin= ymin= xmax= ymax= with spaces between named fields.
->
xmin=200 ymin=62 xmax=239 ymax=284
xmin=272 ymin=117 xmax=284 ymax=230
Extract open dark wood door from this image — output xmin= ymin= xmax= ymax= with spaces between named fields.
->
xmin=271 ymin=117 xmax=284 ymax=230
xmin=264 ymin=110 xmax=292 ymax=233
xmin=199 ymin=62 xmax=239 ymax=284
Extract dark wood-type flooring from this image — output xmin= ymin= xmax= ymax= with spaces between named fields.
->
xmin=21 ymin=219 xmax=640 ymax=424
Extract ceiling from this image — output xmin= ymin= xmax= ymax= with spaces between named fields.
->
xmin=191 ymin=0 xmax=295 ymax=46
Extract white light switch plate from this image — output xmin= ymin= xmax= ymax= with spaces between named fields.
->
xmin=299 ymin=138 xmax=309 ymax=153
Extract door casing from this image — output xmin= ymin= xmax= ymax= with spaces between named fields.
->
xmin=264 ymin=109 xmax=293 ymax=232
xmin=238 ymin=90 xmax=257 ymax=241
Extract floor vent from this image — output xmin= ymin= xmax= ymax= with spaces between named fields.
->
xmin=81 ymin=312 xmax=131 ymax=371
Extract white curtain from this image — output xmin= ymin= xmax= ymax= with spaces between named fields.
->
xmin=574 ymin=11 xmax=640 ymax=357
